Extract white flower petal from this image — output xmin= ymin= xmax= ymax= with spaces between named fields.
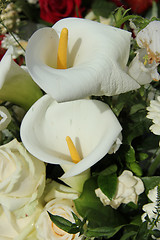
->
xmin=128 ymin=49 xmax=159 ymax=84
xmin=0 ymin=139 xmax=45 ymax=212
xmin=95 ymin=170 xmax=144 ymax=209
xmin=136 ymin=21 xmax=160 ymax=62
xmin=44 ymin=180 xmax=79 ymax=203
xmin=26 ymin=17 xmax=140 ymax=102
xmin=20 ymin=95 xmax=122 ymax=178
xmin=35 ymin=199 xmax=82 ymax=240
xmin=148 ymin=186 xmax=158 ymax=202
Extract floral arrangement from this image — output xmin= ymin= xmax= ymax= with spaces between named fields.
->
xmin=0 ymin=0 xmax=160 ymax=239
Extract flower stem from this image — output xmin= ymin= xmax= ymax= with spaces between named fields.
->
xmin=0 ymin=20 xmax=25 ymax=52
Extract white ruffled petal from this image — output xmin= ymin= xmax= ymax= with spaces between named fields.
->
xmin=20 ymin=95 xmax=122 ymax=177
xmin=26 ymin=18 xmax=140 ymax=102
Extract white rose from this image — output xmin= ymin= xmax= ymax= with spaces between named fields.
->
xmin=0 ymin=204 xmax=42 ymax=240
xmin=0 ymin=139 xmax=46 ymax=214
xmin=35 ymin=199 xmax=83 ymax=240
xmin=95 ymin=170 xmax=144 ymax=209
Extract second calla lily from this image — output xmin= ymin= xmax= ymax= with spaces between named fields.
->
xmin=20 ymin=95 xmax=122 ymax=178
xmin=25 ymin=17 xmax=141 ymax=102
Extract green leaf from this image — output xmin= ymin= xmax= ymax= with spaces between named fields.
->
xmin=48 ymin=212 xmax=80 ymax=234
xmin=125 ymin=145 xmax=136 ymax=164
xmin=100 ymin=164 xmax=117 ymax=176
xmin=92 ymin=0 xmax=115 ymax=18
xmin=125 ymin=146 xmax=142 ymax=177
xmin=142 ymin=176 xmax=160 ymax=193
xmin=148 ymin=153 xmax=160 ymax=176
xmin=86 ymin=225 xmax=124 ymax=238
xmin=98 ymin=173 xmax=117 ymax=200
xmin=129 ymin=104 xmax=146 ymax=115
xmin=71 ymin=212 xmax=82 ymax=226
xmin=74 ymin=177 xmax=127 ymax=229
xmin=135 ymin=221 xmax=150 ymax=240
xmin=138 ymin=153 xmax=148 ymax=161
xmin=152 ymin=229 xmax=160 ymax=238
xmin=120 ymin=231 xmax=137 ymax=240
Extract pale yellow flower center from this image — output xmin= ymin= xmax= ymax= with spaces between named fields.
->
xmin=66 ymin=136 xmax=81 ymax=164
xmin=57 ymin=28 xmax=68 ymax=69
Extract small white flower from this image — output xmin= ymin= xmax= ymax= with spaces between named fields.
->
xmin=141 ymin=186 xmax=160 ymax=239
xmin=129 ymin=21 xmax=160 ymax=83
xmin=128 ymin=49 xmax=160 ymax=84
xmin=136 ymin=21 xmax=160 ymax=64
xmin=35 ymin=199 xmax=83 ymax=240
xmin=0 ymin=106 xmax=11 ymax=130
xmin=146 ymin=96 xmax=160 ymax=135
xmin=0 ymin=3 xmax=20 ymax=34
xmin=95 ymin=170 xmax=144 ymax=209
xmin=2 ymin=33 xmax=27 ymax=58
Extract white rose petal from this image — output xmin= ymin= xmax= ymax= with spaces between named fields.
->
xmin=0 ymin=139 xmax=46 ymax=213
xmin=95 ymin=170 xmax=144 ymax=209
xmin=35 ymin=199 xmax=83 ymax=240
xmin=0 ymin=204 xmax=41 ymax=240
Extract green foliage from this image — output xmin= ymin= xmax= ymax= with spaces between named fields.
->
xmin=92 ymin=0 xmax=116 ymax=18
xmin=75 ymin=177 xmax=126 ymax=225
xmin=85 ymin=225 xmax=124 ymax=238
xmin=48 ymin=211 xmax=85 ymax=235
xmin=98 ymin=173 xmax=118 ymax=200
xmin=142 ymin=177 xmax=160 ymax=193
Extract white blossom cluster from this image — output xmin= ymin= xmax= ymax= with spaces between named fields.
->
xmin=0 ymin=3 xmax=20 ymax=34
xmin=147 ymin=96 xmax=160 ymax=135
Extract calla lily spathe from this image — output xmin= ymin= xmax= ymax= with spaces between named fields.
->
xmin=20 ymin=95 xmax=122 ymax=178
xmin=25 ymin=17 xmax=141 ymax=102
xmin=0 ymin=47 xmax=43 ymax=110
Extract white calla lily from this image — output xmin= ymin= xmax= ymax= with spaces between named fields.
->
xmin=25 ymin=17 xmax=140 ymax=102
xmin=0 ymin=47 xmax=43 ymax=110
xmin=20 ymin=94 xmax=122 ymax=178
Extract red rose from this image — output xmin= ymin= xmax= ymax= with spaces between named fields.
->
xmin=111 ymin=0 xmax=158 ymax=14
xmin=0 ymin=35 xmax=6 ymax=61
xmin=39 ymin=0 xmax=83 ymax=24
